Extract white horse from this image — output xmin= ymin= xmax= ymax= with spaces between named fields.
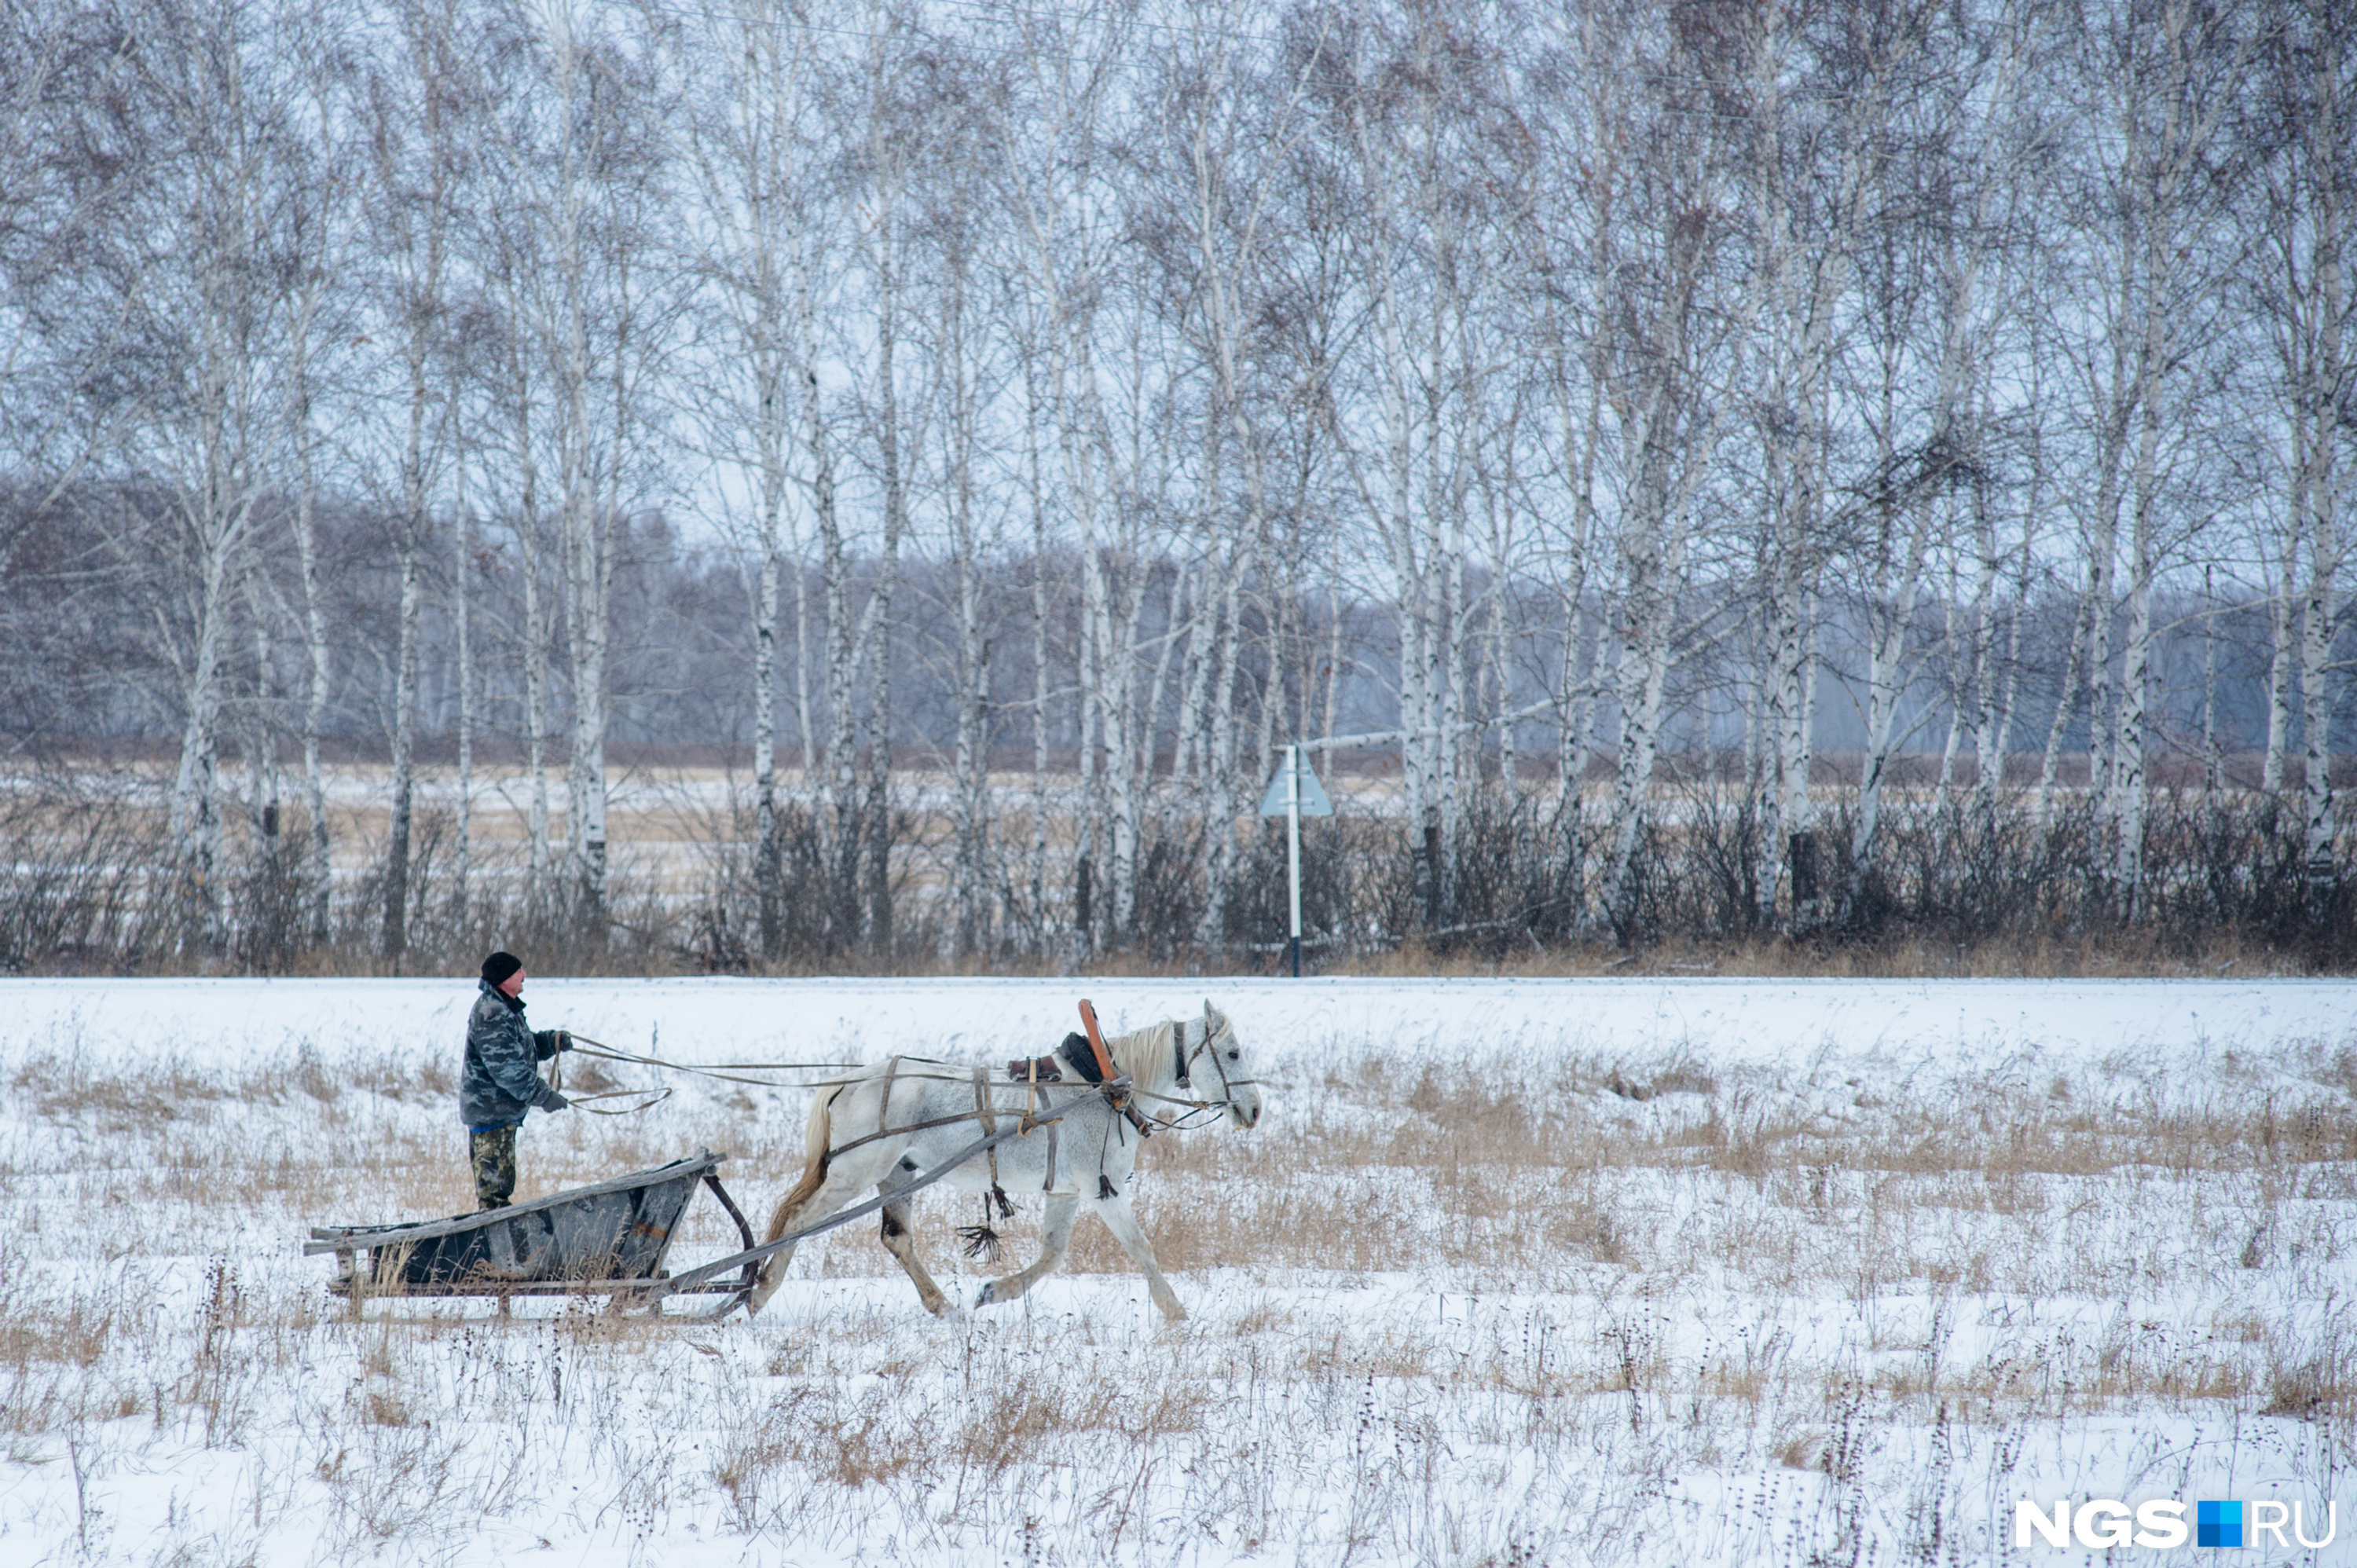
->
xmin=746 ymin=1001 xmax=1262 ymax=1321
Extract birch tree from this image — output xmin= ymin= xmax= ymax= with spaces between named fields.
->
xmin=279 ymin=0 xmax=360 ymax=943
xmin=1724 ymin=0 xmax=1942 ymax=929
xmin=910 ymin=57 xmax=1003 ymax=958
xmin=1839 ymin=0 xmax=2032 ymax=917
xmin=500 ymin=0 xmax=676 ymax=933
xmin=0 ymin=3 xmax=151 ymax=572
xmin=992 ymin=0 xmax=1135 ymax=948
xmin=1321 ymin=10 xmax=1520 ymax=931
xmin=842 ymin=11 xmax=925 ymax=957
xmin=2055 ymin=0 xmax=2248 ymax=913
xmin=1136 ymin=0 xmax=1318 ymax=947
xmin=664 ymin=0 xmax=822 ymax=958
xmin=2253 ymin=0 xmax=2355 ymax=914
xmin=108 ymin=0 xmax=301 ymax=947
xmin=1549 ymin=0 xmax=1754 ymax=932
xmin=363 ymin=0 xmax=467 ymax=960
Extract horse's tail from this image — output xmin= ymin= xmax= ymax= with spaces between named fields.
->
xmin=765 ymin=1086 xmax=838 ymax=1240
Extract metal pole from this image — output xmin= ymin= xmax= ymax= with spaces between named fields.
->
xmin=1286 ymin=742 xmax=1302 ymax=977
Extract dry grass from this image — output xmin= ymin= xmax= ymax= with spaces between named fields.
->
xmin=9 ymin=762 xmax=2353 ymax=982
xmin=1064 ymin=1048 xmax=2357 ymax=1299
xmin=2 ymin=1024 xmax=2352 ymax=1563
xmin=1314 ymin=929 xmax=2334 ymax=981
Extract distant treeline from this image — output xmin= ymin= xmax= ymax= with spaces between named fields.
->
xmin=0 ymin=0 xmax=2351 ymax=972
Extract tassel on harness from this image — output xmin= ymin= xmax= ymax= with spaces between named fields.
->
xmin=957 ymin=1064 xmax=1014 ymax=1261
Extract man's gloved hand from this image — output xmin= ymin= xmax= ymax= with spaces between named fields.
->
xmin=555 ymin=1030 xmax=572 ymax=1052
xmin=544 ymin=1091 xmax=570 ymax=1112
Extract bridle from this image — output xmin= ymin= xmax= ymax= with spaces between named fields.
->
xmin=1142 ymin=1014 xmax=1254 ymax=1130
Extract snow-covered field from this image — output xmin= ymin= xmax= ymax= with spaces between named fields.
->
xmin=3 ymin=976 xmax=2353 ymax=1566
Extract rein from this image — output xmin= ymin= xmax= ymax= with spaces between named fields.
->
xmin=566 ymin=1087 xmax=675 ymax=1117
xmin=544 ymin=1044 xmax=670 ymax=1116
xmin=547 ymin=1020 xmax=1255 ymax=1130
xmin=564 ymin=1036 xmax=856 ymax=1086
xmin=551 ymin=1036 xmax=856 ymax=1117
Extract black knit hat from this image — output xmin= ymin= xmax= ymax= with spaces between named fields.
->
xmin=481 ymin=951 xmax=524 ymax=987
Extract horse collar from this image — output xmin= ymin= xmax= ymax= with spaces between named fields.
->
xmin=1173 ymin=1021 xmax=1193 ymax=1089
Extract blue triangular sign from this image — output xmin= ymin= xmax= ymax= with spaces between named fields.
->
xmin=1258 ymin=753 xmax=1334 ymax=817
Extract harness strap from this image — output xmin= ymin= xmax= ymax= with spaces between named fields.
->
xmin=972 ymin=1065 xmax=1003 ymax=1194
xmin=1172 ymin=1020 xmax=1192 ymax=1088
xmin=877 ymin=1055 xmax=900 ymax=1139
xmin=825 ymin=1105 xmax=1041 ymax=1160
xmin=1042 ymin=1120 xmax=1059 ymax=1192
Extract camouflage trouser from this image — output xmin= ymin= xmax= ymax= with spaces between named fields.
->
xmin=470 ymin=1125 xmax=518 ymax=1210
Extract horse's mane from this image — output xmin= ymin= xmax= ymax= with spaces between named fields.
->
xmin=1105 ymin=1009 xmax=1218 ymax=1090
xmin=1105 ymin=1020 xmax=1175 ymax=1091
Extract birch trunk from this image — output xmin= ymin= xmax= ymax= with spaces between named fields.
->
xmin=669 ymin=0 xmax=816 ymax=961
xmin=1602 ymin=511 xmax=1673 ymax=933
xmin=383 ymin=542 xmax=423 ymax=960
xmin=169 ymin=550 xmax=231 ymax=947
xmin=2033 ymin=594 xmax=2084 ymax=836
xmin=519 ymin=485 xmax=552 ymax=908
xmin=376 ymin=0 xmax=458 ymax=964
xmin=751 ymin=515 xmax=781 ymax=954
xmin=2077 ymin=214 xmax=2143 ymax=830
xmin=1024 ymin=364 xmax=1052 ymax=948
xmin=452 ymin=474 xmax=475 ymax=935
xmin=2264 ymin=548 xmax=2297 ymax=794
xmin=785 ymin=240 xmax=852 ymax=946
xmin=1972 ymin=456 xmax=2033 ymax=830
xmin=1848 ymin=500 xmax=1941 ymax=913
xmin=947 ymin=297 xmax=988 ymax=957
xmin=2299 ymin=528 xmax=2340 ymax=901
xmin=1537 ymin=246 xmax=1605 ymax=925
xmin=2109 ymin=0 xmax=2242 ymax=913
xmin=289 ymin=273 xmax=335 ymax=947
xmin=495 ymin=255 xmax=554 ymax=908
xmin=2282 ymin=0 xmax=2352 ymax=910
xmin=526 ymin=0 xmax=632 ymax=940
xmin=1160 ymin=0 xmax=1305 ymax=949
xmin=2201 ymin=572 xmax=2222 ymax=803
xmin=241 ymin=571 xmax=280 ymax=888
xmin=133 ymin=16 xmax=288 ymax=954
xmin=1014 ymin=218 xmax=1118 ymax=948
xmin=1853 ymin=155 xmax=1992 ymax=910
xmin=859 ymin=271 xmax=904 ymax=958
xmin=1585 ymin=125 xmax=1748 ymax=931
xmin=2113 ymin=419 xmax=2163 ymax=914
xmin=1936 ymin=566 xmax=1964 ymax=815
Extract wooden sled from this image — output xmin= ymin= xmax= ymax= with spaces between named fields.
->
xmin=304 ymin=1149 xmax=758 ymax=1314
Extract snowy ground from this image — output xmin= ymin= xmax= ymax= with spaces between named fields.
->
xmin=3 ymin=976 xmax=2353 ymax=1566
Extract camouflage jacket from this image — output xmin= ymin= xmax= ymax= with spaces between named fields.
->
xmin=460 ymin=980 xmax=563 ymax=1130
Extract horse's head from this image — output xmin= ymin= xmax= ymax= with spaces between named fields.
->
xmin=1197 ymin=1000 xmax=1262 ymax=1130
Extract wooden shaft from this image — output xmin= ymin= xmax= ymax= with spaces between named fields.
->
xmin=1076 ymin=998 xmax=1119 ymax=1082
xmin=1078 ymin=998 xmax=1153 ymax=1138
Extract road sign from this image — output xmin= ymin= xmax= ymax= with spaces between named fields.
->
xmin=1259 ymin=746 xmax=1335 ymax=978
xmin=1257 ymin=753 xmax=1333 ymax=816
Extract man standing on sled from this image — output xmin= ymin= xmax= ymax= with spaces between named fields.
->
xmin=460 ymin=951 xmax=570 ymax=1209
